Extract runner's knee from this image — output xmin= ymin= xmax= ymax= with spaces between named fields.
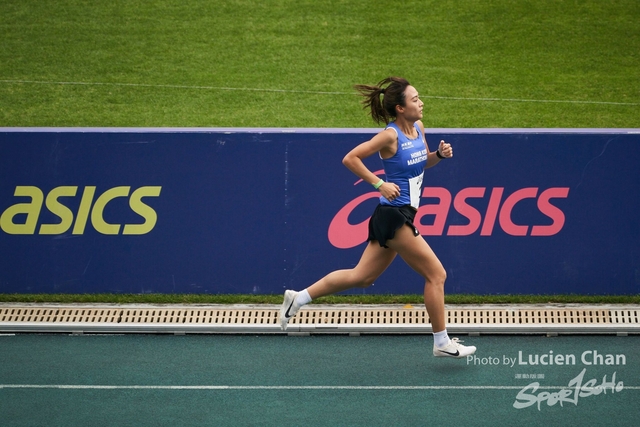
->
xmin=426 ymin=268 xmax=446 ymax=289
xmin=354 ymin=274 xmax=376 ymax=288
xmin=350 ymin=270 xmax=377 ymax=288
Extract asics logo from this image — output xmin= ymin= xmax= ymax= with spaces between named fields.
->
xmin=328 ymin=175 xmax=570 ymax=249
xmin=1 ymin=185 xmax=162 ymax=235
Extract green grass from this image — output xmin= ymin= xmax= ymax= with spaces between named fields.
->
xmin=1 ymin=293 xmax=638 ymax=305
xmin=1 ymin=0 xmax=639 ymax=128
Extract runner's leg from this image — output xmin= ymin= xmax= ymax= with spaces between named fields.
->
xmin=385 ymin=225 xmax=447 ymax=332
xmin=306 ymin=241 xmax=397 ymax=299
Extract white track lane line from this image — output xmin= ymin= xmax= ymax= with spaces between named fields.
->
xmin=1 ymin=384 xmax=638 ymax=390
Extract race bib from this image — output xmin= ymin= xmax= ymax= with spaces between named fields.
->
xmin=409 ymin=172 xmax=424 ymax=209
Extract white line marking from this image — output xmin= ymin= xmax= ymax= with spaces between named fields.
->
xmin=0 ymin=79 xmax=351 ymax=96
xmin=422 ymin=94 xmax=640 ymax=106
xmin=1 ymin=384 xmax=638 ymax=390
xmin=1 ymin=79 xmax=639 ymax=106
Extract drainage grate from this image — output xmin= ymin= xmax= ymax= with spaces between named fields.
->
xmin=291 ymin=308 xmax=429 ymax=325
xmin=286 ymin=307 xmax=620 ymax=326
xmin=0 ymin=307 xmax=121 ymax=323
xmin=445 ymin=308 xmax=612 ymax=325
xmin=1 ymin=305 xmax=638 ymax=334
xmin=119 ymin=308 xmax=278 ymax=325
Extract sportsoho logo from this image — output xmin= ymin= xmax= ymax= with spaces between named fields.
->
xmin=328 ymin=174 xmax=570 ymax=249
xmin=0 ymin=185 xmax=162 ymax=235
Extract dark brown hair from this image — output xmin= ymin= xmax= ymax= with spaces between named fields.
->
xmin=354 ymin=77 xmax=411 ymax=124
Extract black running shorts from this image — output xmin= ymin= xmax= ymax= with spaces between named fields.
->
xmin=368 ymin=204 xmax=420 ymax=248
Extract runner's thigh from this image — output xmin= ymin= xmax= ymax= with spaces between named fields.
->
xmin=385 ymin=225 xmax=445 ymax=280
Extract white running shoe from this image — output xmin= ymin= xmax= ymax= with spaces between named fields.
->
xmin=433 ymin=337 xmax=476 ymax=358
xmin=279 ymin=290 xmax=301 ymax=330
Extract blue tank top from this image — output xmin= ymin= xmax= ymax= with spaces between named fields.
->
xmin=379 ymin=122 xmax=427 ymax=209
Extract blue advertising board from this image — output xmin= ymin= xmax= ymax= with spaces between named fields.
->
xmin=1 ymin=128 xmax=639 ymax=295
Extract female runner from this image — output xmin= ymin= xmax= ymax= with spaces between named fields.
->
xmin=280 ymin=77 xmax=476 ymax=358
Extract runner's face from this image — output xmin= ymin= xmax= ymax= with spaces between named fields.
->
xmin=402 ymin=86 xmax=423 ymax=120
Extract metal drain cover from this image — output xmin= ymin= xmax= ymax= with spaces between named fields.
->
xmin=1 ymin=304 xmax=638 ymax=335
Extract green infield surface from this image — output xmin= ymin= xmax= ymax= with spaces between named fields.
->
xmin=1 ymin=334 xmax=638 ymax=426
xmin=1 ymin=0 xmax=639 ymax=128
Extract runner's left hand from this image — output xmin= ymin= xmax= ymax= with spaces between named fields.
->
xmin=438 ymin=140 xmax=453 ymax=158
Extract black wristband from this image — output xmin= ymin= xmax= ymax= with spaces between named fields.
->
xmin=436 ymin=150 xmax=445 ymax=159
